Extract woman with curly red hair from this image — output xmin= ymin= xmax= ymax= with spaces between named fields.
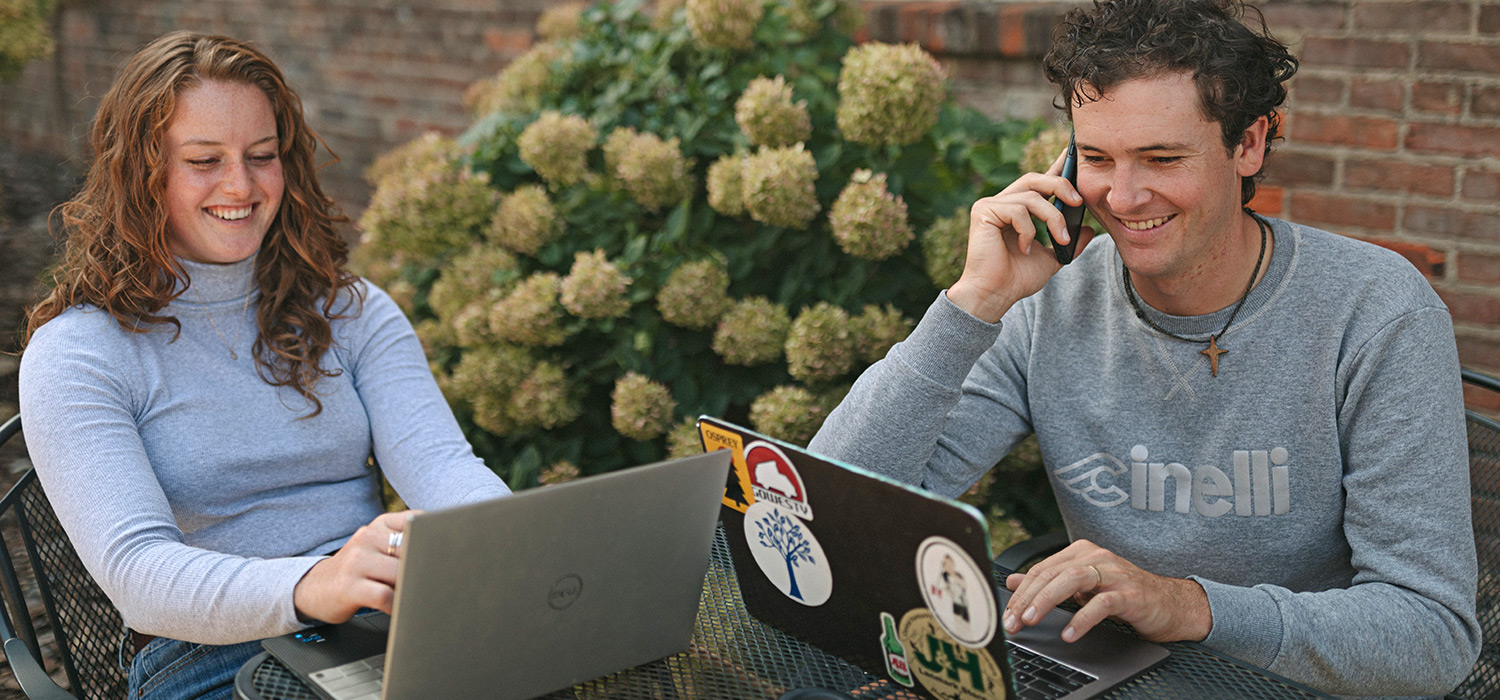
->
xmin=19 ymin=31 xmax=510 ymax=700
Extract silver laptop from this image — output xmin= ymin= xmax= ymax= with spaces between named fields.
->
xmin=263 ymin=450 xmax=732 ymax=700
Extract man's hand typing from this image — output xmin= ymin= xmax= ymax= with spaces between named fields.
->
xmin=1002 ymin=539 xmax=1213 ymax=644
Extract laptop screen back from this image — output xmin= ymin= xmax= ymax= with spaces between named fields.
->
xmin=381 ymin=450 xmax=731 ymax=700
xmin=699 ymin=417 xmax=1016 ymax=699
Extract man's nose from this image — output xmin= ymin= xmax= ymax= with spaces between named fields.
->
xmin=1105 ymin=164 xmax=1151 ymax=213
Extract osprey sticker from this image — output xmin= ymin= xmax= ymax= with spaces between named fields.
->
xmin=915 ymin=536 xmax=997 ymax=649
xmin=745 ymin=501 xmax=832 ymax=606
xmin=699 ymin=421 xmax=755 ymax=513
xmin=744 ymin=440 xmax=813 ymax=520
xmin=898 ymin=608 xmax=1007 ymax=700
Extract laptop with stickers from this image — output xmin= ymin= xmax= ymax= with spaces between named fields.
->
xmin=261 ymin=450 xmax=732 ymax=700
xmin=697 ymin=417 xmax=1168 ymax=700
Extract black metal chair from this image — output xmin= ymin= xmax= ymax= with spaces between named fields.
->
xmin=0 ymin=414 xmax=132 ymax=699
xmin=1454 ymin=367 xmax=1500 ymax=700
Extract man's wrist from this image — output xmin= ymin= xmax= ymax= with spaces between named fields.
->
xmin=1174 ymin=577 xmax=1213 ymax=642
xmin=946 ymin=280 xmax=1015 ymax=324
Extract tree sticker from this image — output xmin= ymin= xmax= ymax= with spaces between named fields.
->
xmin=744 ymin=501 xmax=832 ymax=606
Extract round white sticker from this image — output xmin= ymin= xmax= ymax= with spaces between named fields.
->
xmin=915 ymin=536 xmax=997 ymax=648
xmin=744 ymin=501 xmax=832 ymax=606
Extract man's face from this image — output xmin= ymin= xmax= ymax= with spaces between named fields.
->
xmin=1072 ymin=72 xmax=1263 ymax=292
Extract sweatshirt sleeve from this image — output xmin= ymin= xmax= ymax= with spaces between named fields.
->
xmin=810 ymin=292 xmax=1034 ymax=496
xmin=337 ymin=282 xmax=512 ymax=508
xmin=19 ymin=314 xmax=321 ymax=643
xmin=1193 ymin=305 xmax=1480 ymax=697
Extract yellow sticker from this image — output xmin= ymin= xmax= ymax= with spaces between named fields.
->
xmin=897 ymin=608 xmax=1007 ymax=700
xmin=699 ymin=421 xmax=755 ymax=513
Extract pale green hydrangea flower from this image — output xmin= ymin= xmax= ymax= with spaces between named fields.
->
xmin=428 ymin=246 xmax=520 ymax=323
xmin=489 ymin=272 xmax=569 ymax=347
xmin=836 ymin=42 xmax=946 ymax=146
xmin=414 ymin=318 xmax=458 ymax=358
xmin=560 ymin=250 xmax=633 ymax=319
xmin=509 ymin=361 xmax=581 ymax=430
xmin=537 ymin=2 xmax=588 ymax=41
xmin=447 ymin=344 xmax=536 ymax=435
xmin=465 ymin=42 xmax=569 ymax=116
xmin=359 ymin=166 xmax=495 ymax=259
xmin=383 ymin=278 xmax=418 ymax=316
xmin=921 ymin=208 xmax=969 ymax=288
xmin=518 ymin=111 xmax=598 ymax=187
xmin=658 ymin=258 xmax=731 ymax=329
xmin=453 ymin=301 xmax=498 ymax=348
xmin=785 ymin=302 xmax=856 ymax=383
xmin=778 ymin=0 xmax=823 ymax=35
xmin=653 ymin=0 xmax=687 ymax=27
xmin=350 ymin=247 xmax=404 ymax=290
xmin=611 ymin=372 xmax=677 ymax=440
xmin=666 ymin=416 xmax=706 ymax=459
xmin=604 ymin=127 xmax=696 ymax=212
xmin=364 ymin=131 xmax=458 ymax=188
xmin=539 ymin=460 xmax=582 ymax=486
xmin=778 ymin=0 xmax=864 ymax=35
xmin=713 ymin=297 xmax=791 ymax=366
xmin=829 ymin=169 xmax=912 ymax=260
xmin=741 ymin=144 xmax=820 ymax=229
xmin=685 ymin=0 xmax=763 ymax=50
xmin=490 ymin=184 xmax=563 ymax=256
xmin=851 ymin=303 xmax=914 ymax=363
xmin=735 ymin=75 xmax=811 ymax=148
xmin=1022 ymin=126 xmax=1073 ymax=174
xmin=706 ymin=153 xmax=746 ymax=216
xmin=749 ymin=385 xmax=830 ymax=445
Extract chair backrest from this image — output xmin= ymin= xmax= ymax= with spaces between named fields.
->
xmin=1455 ymin=368 xmax=1500 ymax=700
xmin=0 ymin=414 xmax=131 ymax=700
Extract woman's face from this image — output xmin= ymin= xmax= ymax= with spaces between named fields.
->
xmin=162 ymin=79 xmax=284 ymax=265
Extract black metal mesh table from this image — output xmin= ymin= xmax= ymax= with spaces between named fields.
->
xmin=235 ymin=526 xmax=1333 ymax=700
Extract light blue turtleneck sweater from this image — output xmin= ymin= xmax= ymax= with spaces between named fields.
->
xmin=19 ymin=256 xmax=510 ymax=644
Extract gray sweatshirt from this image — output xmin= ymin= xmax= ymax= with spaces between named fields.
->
xmin=19 ymin=255 xmax=510 ymax=644
xmin=810 ymin=218 xmax=1479 ymax=697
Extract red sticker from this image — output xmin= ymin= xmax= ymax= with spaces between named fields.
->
xmin=745 ymin=440 xmax=813 ymax=521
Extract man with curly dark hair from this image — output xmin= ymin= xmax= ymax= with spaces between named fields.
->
xmin=813 ymin=0 xmax=1479 ymax=695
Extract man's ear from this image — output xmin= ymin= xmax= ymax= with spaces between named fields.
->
xmin=1235 ymin=115 xmax=1271 ymax=178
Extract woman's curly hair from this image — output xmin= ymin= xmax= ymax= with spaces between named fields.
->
xmin=24 ymin=31 xmax=360 ymax=416
xmin=1043 ymin=0 xmax=1298 ymax=205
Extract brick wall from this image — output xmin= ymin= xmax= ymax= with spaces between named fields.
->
xmin=2 ymin=0 xmax=1498 ymax=378
xmin=0 ymin=0 xmax=549 ymax=216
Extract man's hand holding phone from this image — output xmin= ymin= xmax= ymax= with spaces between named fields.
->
xmin=947 ymin=138 xmax=1095 ymax=324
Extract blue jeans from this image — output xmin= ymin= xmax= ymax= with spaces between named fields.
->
xmin=127 ymin=636 xmax=263 ymax=700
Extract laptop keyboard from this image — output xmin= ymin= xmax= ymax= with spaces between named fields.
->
xmin=309 ymin=654 xmax=385 ymax=700
xmin=1006 ymin=642 xmax=1095 ymax=700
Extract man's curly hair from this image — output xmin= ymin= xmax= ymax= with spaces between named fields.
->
xmin=1043 ymin=0 xmax=1298 ymax=205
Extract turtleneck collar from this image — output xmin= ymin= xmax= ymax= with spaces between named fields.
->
xmin=173 ymin=255 xmax=258 ymax=305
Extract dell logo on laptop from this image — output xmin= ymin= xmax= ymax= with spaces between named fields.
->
xmin=548 ymin=574 xmax=584 ymax=610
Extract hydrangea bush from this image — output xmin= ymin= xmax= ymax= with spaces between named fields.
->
xmin=357 ymin=0 xmax=1058 ymax=539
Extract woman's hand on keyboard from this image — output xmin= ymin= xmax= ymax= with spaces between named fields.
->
xmin=292 ymin=510 xmax=421 ymax=625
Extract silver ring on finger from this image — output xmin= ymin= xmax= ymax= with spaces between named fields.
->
xmin=1088 ymin=564 xmax=1102 ymax=593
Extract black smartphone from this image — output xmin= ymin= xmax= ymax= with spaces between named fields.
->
xmin=1052 ymin=132 xmax=1084 ymax=265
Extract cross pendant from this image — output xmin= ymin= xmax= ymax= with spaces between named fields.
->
xmin=1200 ymin=335 xmax=1226 ymax=377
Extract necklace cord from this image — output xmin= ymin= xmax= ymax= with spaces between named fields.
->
xmin=1122 ymin=209 xmax=1269 ymax=344
xmin=194 ymin=281 xmax=255 ymax=360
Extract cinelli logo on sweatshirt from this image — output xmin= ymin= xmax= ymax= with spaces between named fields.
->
xmin=1051 ymin=445 xmax=1290 ymax=517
